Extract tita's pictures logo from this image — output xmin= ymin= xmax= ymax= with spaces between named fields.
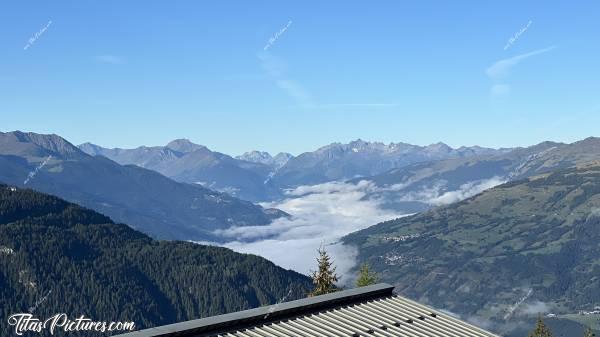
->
xmin=7 ymin=313 xmax=135 ymax=335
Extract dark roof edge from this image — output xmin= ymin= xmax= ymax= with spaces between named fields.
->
xmin=115 ymin=283 xmax=395 ymax=337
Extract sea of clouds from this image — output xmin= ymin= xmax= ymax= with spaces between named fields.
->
xmin=202 ymin=176 xmax=505 ymax=283
xmin=217 ymin=180 xmax=402 ymax=283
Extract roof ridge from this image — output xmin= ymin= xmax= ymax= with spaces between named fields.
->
xmin=115 ymin=284 xmax=395 ymax=337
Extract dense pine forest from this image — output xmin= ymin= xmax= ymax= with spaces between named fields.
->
xmin=0 ymin=184 xmax=311 ymax=336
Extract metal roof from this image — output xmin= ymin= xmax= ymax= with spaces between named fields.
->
xmin=115 ymin=283 xmax=500 ymax=337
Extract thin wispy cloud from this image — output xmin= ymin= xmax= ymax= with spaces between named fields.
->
xmin=486 ymin=46 xmax=556 ymax=98
xmin=486 ymin=46 xmax=557 ymax=80
xmin=276 ymin=79 xmax=314 ymax=108
xmin=257 ymin=53 xmax=394 ymax=110
xmin=258 ymin=52 xmax=314 ymax=108
xmin=95 ymin=55 xmax=124 ymax=64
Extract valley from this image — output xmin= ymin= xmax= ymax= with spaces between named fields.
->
xmin=4 ymin=130 xmax=600 ymax=336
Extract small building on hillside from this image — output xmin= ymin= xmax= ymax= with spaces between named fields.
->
xmin=116 ymin=283 xmax=499 ymax=337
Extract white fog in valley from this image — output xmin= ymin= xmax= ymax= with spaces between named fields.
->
xmin=221 ymin=181 xmax=403 ymax=283
xmin=204 ymin=176 xmax=505 ymax=281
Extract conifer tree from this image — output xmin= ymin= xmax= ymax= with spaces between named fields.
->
xmin=356 ymin=263 xmax=378 ymax=287
xmin=527 ymin=316 xmax=553 ymax=337
xmin=309 ymin=247 xmax=338 ymax=296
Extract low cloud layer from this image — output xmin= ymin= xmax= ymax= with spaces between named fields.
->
xmin=217 ymin=181 xmax=404 ymax=282
xmin=394 ymin=176 xmax=506 ymax=206
xmin=205 ymin=177 xmax=504 ymax=283
xmin=427 ymin=177 xmax=506 ymax=205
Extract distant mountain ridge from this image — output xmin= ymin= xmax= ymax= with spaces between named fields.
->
xmin=266 ymin=139 xmax=512 ymax=189
xmin=0 ymin=131 xmax=285 ymax=241
xmin=350 ymin=138 xmax=600 ymax=214
xmin=79 ymin=140 xmax=280 ymax=201
xmin=1 ymin=131 xmax=86 ymax=160
xmin=80 ymin=138 xmax=510 ymax=201
xmin=166 ymin=138 xmax=207 ymax=153
xmin=236 ymin=151 xmax=293 ymax=170
xmin=30 ymin=132 xmax=600 ymax=229
xmin=78 ymin=139 xmax=210 ymax=169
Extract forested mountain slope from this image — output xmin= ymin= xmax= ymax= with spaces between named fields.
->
xmin=344 ymin=163 xmax=600 ymax=332
xmin=0 ymin=185 xmax=311 ymax=336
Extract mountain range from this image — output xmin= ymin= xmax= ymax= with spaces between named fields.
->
xmin=79 ymin=138 xmax=510 ymax=201
xmin=351 ymin=138 xmax=600 ymax=214
xmin=0 ymin=184 xmax=311 ymax=336
xmin=5 ymin=129 xmax=600 ymax=336
xmin=7 ymin=130 xmax=600 ymax=245
xmin=0 ymin=131 xmax=285 ymax=241
xmin=268 ymin=140 xmax=512 ymax=189
xmin=79 ymin=140 xmax=283 ymax=201
xmin=343 ymin=163 xmax=600 ymax=335
xmin=236 ymin=150 xmax=293 ymax=170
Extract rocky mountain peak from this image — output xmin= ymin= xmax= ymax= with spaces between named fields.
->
xmin=237 ymin=150 xmax=293 ymax=169
xmin=166 ymin=139 xmax=207 ymax=153
xmin=0 ymin=131 xmax=85 ymax=159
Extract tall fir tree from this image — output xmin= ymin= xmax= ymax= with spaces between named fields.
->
xmin=355 ymin=263 xmax=378 ymax=287
xmin=527 ymin=316 xmax=553 ymax=337
xmin=309 ymin=247 xmax=339 ymax=296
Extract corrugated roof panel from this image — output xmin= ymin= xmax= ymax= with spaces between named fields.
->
xmin=115 ymin=284 xmax=500 ymax=337
xmin=215 ymin=294 xmax=498 ymax=337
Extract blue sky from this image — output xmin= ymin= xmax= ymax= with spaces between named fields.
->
xmin=1 ymin=1 xmax=598 ymax=155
